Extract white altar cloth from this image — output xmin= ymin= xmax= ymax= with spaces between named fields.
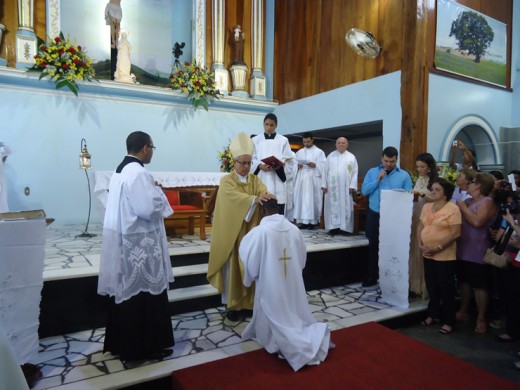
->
xmin=0 ymin=218 xmax=46 ymax=364
xmin=93 ymin=171 xmax=226 ymax=220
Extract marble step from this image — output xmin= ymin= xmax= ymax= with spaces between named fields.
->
xmin=172 ymin=263 xmax=208 ymax=277
xmin=168 ymin=284 xmax=218 ymax=302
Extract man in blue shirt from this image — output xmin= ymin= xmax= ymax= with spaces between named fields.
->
xmin=361 ymin=146 xmax=412 ymax=288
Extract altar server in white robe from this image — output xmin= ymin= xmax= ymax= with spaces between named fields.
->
xmin=239 ymin=199 xmax=331 ymax=372
xmin=283 ymin=150 xmax=298 ymax=222
xmin=252 ymin=113 xmax=294 ymax=216
xmin=293 ymin=132 xmax=326 ymax=228
xmin=0 ymin=142 xmax=12 ymax=213
xmin=322 ymin=137 xmax=358 ymax=235
xmin=98 ymin=131 xmax=175 ymax=361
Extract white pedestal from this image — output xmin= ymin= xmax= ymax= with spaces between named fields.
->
xmin=0 ymin=218 xmax=46 ymax=363
xmin=230 ymin=64 xmax=249 ymax=98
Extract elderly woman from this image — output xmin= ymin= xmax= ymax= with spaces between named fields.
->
xmin=456 ymin=172 xmax=497 ymax=334
xmin=409 ymin=153 xmax=438 ymax=298
xmin=451 ymin=168 xmax=475 ymax=204
xmin=417 ymin=178 xmax=461 ymax=334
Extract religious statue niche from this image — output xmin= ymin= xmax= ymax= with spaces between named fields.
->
xmin=229 ymin=24 xmax=248 ymax=97
xmin=231 ymin=25 xmax=245 ymax=65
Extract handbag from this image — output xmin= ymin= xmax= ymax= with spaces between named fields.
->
xmin=483 ymin=247 xmax=509 ymax=269
xmin=483 ymin=226 xmax=513 ymax=269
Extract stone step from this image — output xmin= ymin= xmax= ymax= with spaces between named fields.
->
xmin=168 ymin=284 xmax=219 ymax=303
xmin=172 ymin=263 xmax=208 ymax=278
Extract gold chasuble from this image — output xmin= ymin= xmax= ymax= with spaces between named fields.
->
xmin=207 ymin=171 xmax=267 ymax=311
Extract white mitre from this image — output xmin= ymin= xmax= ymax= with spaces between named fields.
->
xmin=229 ymin=132 xmax=254 ymax=159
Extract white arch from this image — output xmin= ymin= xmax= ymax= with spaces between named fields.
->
xmin=439 ymin=115 xmax=500 ymax=163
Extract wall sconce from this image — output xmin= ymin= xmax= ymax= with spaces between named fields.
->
xmin=76 ymin=138 xmax=96 ymax=238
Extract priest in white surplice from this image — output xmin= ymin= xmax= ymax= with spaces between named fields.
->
xmin=239 ymin=199 xmax=331 ymax=372
xmin=322 ymin=137 xmax=358 ymax=235
xmin=98 ymin=131 xmax=175 ymax=361
xmin=293 ymin=132 xmax=326 ymax=228
xmin=252 ymin=113 xmax=294 ymax=216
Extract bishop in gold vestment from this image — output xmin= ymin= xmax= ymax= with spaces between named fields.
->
xmin=207 ymin=133 xmax=272 ymax=318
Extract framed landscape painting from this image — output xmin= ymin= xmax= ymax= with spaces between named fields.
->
xmin=435 ymin=0 xmax=507 ymax=87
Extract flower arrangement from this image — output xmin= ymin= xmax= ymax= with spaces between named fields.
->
xmin=218 ymin=142 xmax=234 ymax=172
xmin=168 ymin=59 xmax=220 ymax=110
xmin=31 ymin=32 xmax=96 ymax=96
xmin=438 ymin=164 xmax=458 ymax=184
xmin=406 ymin=169 xmax=419 ymax=187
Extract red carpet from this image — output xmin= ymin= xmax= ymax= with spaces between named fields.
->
xmin=171 ymin=322 xmax=519 ymax=389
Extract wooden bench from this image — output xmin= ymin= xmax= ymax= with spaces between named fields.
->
xmin=163 ymin=186 xmax=218 ymax=240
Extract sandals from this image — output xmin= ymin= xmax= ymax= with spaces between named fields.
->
xmin=495 ymin=334 xmax=515 ymax=343
xmin=420 ymin=317 xmax=435 ymax=326
xmin=438 ymin=325 xmax=453 ymax=335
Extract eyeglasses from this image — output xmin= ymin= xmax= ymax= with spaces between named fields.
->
xmin=235 ymin=160 xmax=252 ymax=166
xmin=147 ymin=145 xmax=156 ymax=150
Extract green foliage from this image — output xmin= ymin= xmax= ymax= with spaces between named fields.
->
xmin=434 ymin=49 xmax=506 ymax=86
xmin=449 ymin=11 xmax=494 ymax=63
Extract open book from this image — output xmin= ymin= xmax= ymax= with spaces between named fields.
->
xmin=261 ymin=155 xmax=284 ymax=170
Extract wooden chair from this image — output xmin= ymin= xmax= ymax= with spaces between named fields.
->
xmin=163 ymin=187 xmax=218 ymax=240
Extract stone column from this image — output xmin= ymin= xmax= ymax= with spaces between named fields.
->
xmin=192 ymin=0 xmax=206 ymax=66
xmin=212 ymin=0 xmax=229 ymax=95
xmin=250 ymin=0 xmax=266 ymax=100
xmin=16 ymin=0 xmax=37 ymax=68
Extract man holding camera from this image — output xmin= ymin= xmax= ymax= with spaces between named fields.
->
xmin=361 ymin=147 xmax=412 ymax=289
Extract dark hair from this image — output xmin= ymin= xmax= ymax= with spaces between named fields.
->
xmin=261 ymin=198 xmax=279 ymax=214
xmin=302 ymin=132 xmax=313 ymax=139
xmin=509 ymin=170 xmax=520 ymax=176
xmin=382 ymin=146 xmax=398 ymax=158
xmin=458 ymin=168 xmax=475 ymax=183
xmin=430 ymin=177 xmax=455 ymax=201
xmin=416 ymin=152 xmax=438 ymax=183
xmin=489 ymin=170 xmax=504 ymax=180
xmin=264 ymin=113 xmax=277 ymax=124
xmin=473 ymin=172 xmax=496 ymax=196
xmin=126 ymin=131 xmax=151 ymax=154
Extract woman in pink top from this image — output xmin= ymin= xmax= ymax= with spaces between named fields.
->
xmin=417 ymin=178 xmax=461 ymax=334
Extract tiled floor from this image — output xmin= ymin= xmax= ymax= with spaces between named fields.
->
xmin=29 ymin=224 xmax=426 ymax=389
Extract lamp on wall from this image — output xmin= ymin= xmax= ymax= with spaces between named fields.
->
xmin=76 ymin=138 xmax=96 ymax=238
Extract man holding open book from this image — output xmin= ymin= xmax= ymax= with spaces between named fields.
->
xmin=251 ymin=113 xmax=294 ymax=216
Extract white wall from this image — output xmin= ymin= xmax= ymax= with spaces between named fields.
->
xmin=273 ymin=72 xmax=402 ymax=153
xmin=427 ymin=73 xmax=512 ymax=163
xmin=0 ymin=70 xmax=275 ymax=225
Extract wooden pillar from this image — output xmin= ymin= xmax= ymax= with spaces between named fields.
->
xmin=399 ymin=0 xmax=434 ymax=171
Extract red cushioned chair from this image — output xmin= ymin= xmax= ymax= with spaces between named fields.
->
xmin=163 ymin=188 xmax=215 ymax=240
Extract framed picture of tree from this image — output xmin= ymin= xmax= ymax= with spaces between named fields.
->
xmin=435 ymin=0 xmax=507 ymax=87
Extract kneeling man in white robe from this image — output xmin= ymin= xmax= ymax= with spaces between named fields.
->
xmin=239 ymin=199 xmax=331 ymax=372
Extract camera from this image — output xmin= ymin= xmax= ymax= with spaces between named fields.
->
xmin=452 ymin=140 xmax=458 ymax=147
xmin=495 ymin=180 xmax=520 ymax=215
xmin=500 ymin=201 xmax=520 ymax=215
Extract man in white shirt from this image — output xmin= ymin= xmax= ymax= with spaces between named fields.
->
xmin=252 ymin=113 xmax=294 ymax=215
xmin=239 ymin=199 xmax=330 ymax=372
xmin=322 ymin=137 xmax=358 ymax=236
xmin=293 ymin=132 xmax=326 ymax=229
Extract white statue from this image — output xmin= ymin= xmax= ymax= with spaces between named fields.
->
xmin=114 ymin=31 xmax=135 ymax=84
xmin=105 ymin=0 xmax=122 ymax=49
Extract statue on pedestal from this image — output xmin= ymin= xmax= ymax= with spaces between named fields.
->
xmin=231 ymin=25 xmax=245 ymax=65
xmin=105 ymin=0 xmax=122 ymax=49
xmin=114 ymin=31 xmax=136 ymax=84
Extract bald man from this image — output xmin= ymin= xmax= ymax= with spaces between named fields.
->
xmin=321 ymin=137 xmax=358 ymax=236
